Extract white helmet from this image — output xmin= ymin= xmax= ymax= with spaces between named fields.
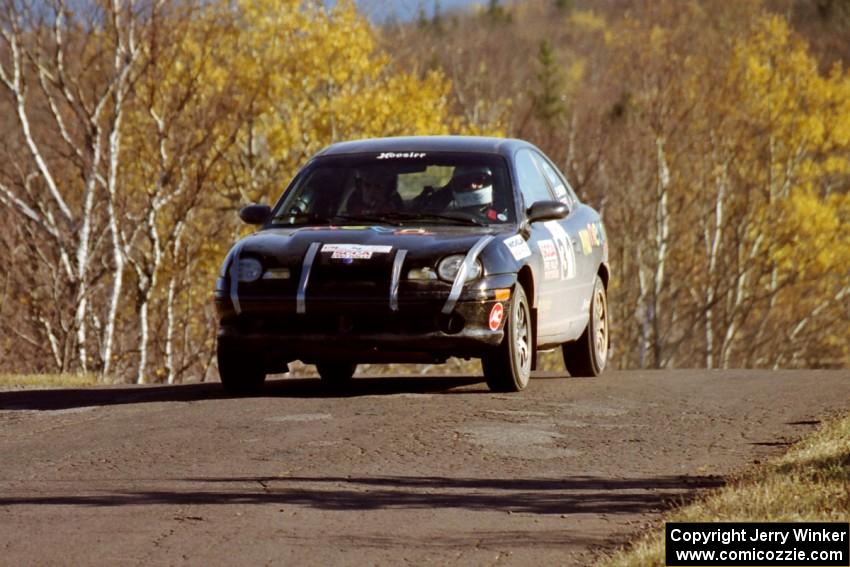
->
xmin=451 ymin=167 xmax=493 ymax=208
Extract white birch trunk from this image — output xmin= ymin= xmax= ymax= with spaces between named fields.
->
xmin=134 ymin=269 xmax=156 ymax=385
xmin=0 ymin=1 xmax=143 ymax=375
xmin=102 ymin=120 xmax=125 ymax=379
xmin=38 ymin=317 xmax=64 ymax=370
xmin=166 ymin=221 xmax=187 ymax=385
xmin=103 ymin=0 xmax=139 ymax=379
xmin=653 ymin=137 xmax=670 ymax=368
xmin=719 ymin=232 xmax=763 ymax=368
xmin=704 ymin=160 xmax=726 ymax=369
xmin=137 ymin=295 xmax=150 ymax=384
xmin=636 ymin=247 xmax=651 ymax=368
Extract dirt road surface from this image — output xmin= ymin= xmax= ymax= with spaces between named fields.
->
xmin=1 ymin=369 xmax=848 ymax=566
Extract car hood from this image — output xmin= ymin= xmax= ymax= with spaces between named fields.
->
xmin=229 ymin=225 xmax=515 ymax=270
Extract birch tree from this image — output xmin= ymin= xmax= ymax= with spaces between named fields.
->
xmin=0 ymin=0 xmax=146 ymax=373
xmin=122 ymin=11 xmax=242 ymax=383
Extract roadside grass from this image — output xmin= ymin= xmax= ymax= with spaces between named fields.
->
xmin=0 ymin=373 xmax=99 ymax=390
xmin=597 ymin=412 xmax=850 ymax=567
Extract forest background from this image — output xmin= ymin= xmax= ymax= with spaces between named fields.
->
xmin=0 ymin=0 xmax=848 ymax=384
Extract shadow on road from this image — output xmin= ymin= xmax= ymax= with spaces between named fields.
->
xmin=0 ymin=474 xmax=725 ymax=516
xmin=0 ymin=376 xmax=486 ymax=411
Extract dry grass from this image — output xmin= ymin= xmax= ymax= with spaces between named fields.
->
xmin=0 ymin=373 xmax=99 ymax=390
xmin=597 ymin=412 xmax=850 ymax=567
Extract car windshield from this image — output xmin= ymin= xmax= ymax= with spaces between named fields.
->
xmin=269 ymin=152 xmax=515 ymax=226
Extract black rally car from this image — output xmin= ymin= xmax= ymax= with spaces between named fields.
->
xmin=214 ymin=136 xmax=610 ymax=393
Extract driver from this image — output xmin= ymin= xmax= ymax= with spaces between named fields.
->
xmin=347 ymin=171 xmax=403 ymax=213
xmin=418 ymin=166 xmax=503 ymax=220
xmin=448 ymin=166 xmax=494 ymax=212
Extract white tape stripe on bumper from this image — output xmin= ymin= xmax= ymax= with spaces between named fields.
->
xmin=389 ymin=249 xmax=407 ymax=312
xmin=228 ymin=241 xmax=246 ymax=315
xmin=296 ymin=242 xmax=322 ymax=315
xmin=441 ymin=235 xmax=494 ymax=315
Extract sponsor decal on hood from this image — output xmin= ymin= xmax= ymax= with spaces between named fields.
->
xmin=321 ymin=244 xmax=393 ymax=259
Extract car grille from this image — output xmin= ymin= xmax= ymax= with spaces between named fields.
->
xmin=308 ymin=257 xmax=393 ymax=301
xmin=241 ymin=311 xmax=441 ymax=336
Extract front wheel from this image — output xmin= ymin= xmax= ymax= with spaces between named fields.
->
xmin=482 ymin=285 xmax=532 ymax=392
xmin=217 ymin=341 xmax=266 ymax=395
xmin=562 ymin=275 xmax=609 ymax=377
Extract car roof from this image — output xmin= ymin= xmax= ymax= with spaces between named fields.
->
xmin=315 ymin=136 xmax=535 ymax=158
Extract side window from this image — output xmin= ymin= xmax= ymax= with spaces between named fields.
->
xmin=533 ymin=152 xmax=578 ymax=207
xmin=515 ymin=149 xmax=554 ymax=208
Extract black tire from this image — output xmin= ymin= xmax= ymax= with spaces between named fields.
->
xmin=316 ymin=362 xmax=357 ymax=384
xmin=562 ymin=275 xmax=609 ymax=377
xmin=217 ymin=341 xmax=266 ymax=395
xmin=482 ymin=285 xmax=532 ymax=392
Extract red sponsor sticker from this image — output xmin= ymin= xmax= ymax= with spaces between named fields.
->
xmin=488 ymin=303 xmax=504 ymax=331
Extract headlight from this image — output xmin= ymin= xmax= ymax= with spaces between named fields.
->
xmin=236 ymin=257 xmax=263 ymax=282
xmin=437 ymin=255 xmax=482 ymax=282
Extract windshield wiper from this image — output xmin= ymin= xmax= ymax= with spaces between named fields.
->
xmin=332 ymin=211 xmax=485 ymax=226
xmin=330 ymin=213 xmax=403 ymax=226
xmin=376 ymin=211 xmax=488 ymax=226
xmin=270 ymin=211 xmax=488 ymax=227
xmin=269 ymin=212 xmax=338 ymax=226
xmin=271 ymin=211 xmax=377 ymax=226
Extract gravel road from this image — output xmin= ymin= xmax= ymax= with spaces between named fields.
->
xmin=1 ymin=369 xmax=848 ymax=566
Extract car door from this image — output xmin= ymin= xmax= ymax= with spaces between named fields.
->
xmin=530 ymin=151 xmax=591 ymax=341
xmin=513 ymin=149 xmax=577 ymax=340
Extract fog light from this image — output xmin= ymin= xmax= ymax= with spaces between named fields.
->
xmin=407 ymin=267 xmax=438 ymax=280
xmin=263 ymin=268 xmax=291 ymax=280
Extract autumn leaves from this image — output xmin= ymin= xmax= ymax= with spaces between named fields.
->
xmin=0 ymin=0 xmax=847 ymax=379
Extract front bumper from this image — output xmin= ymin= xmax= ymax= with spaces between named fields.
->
xmin=214 ymin=274 xmax=516 ymax=365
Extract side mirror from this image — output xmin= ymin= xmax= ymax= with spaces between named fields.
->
xmin=526 ymin=200 xmax=569 ymax=223
xmin=239 ymin=204 xmax=271 ymax=225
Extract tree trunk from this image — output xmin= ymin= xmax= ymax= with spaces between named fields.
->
xmin=652 ymin=136 xmax=670 ymax=368
xmin=166 ymin=221 xmax=187 ymax=385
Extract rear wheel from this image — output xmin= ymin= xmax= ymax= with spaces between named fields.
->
xmin=482 ymin=286 xmax=532 ymax=392
xmin=217 ymin=341 xmax=266 ymax=395
xmin=562 ymin=275 xmax=608 ymax=377
xmin=316 ymin=362 xmax=357 ymax=384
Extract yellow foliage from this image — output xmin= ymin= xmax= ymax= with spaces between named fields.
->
xmin=568 ymin=10 xmax=606 ymax=33
xmin=773 ymin=189 xmax=850 ymax=277
xmin=725 ymin=16 xmax=850 ymax=283
xmin=730 ymin=15 xmax=850 ymax=185
xmin=648 ymin=25 xmax=666 ymax=53
xmin=601 ymin=4 xmax=849 ymax=366
xmin=219 ymin=0 xmax=456 ymax=202
xmin=566 ymin=60 xmax=585 ymax=87
xmin=112 ymin=0 xmax=466 ymax=354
